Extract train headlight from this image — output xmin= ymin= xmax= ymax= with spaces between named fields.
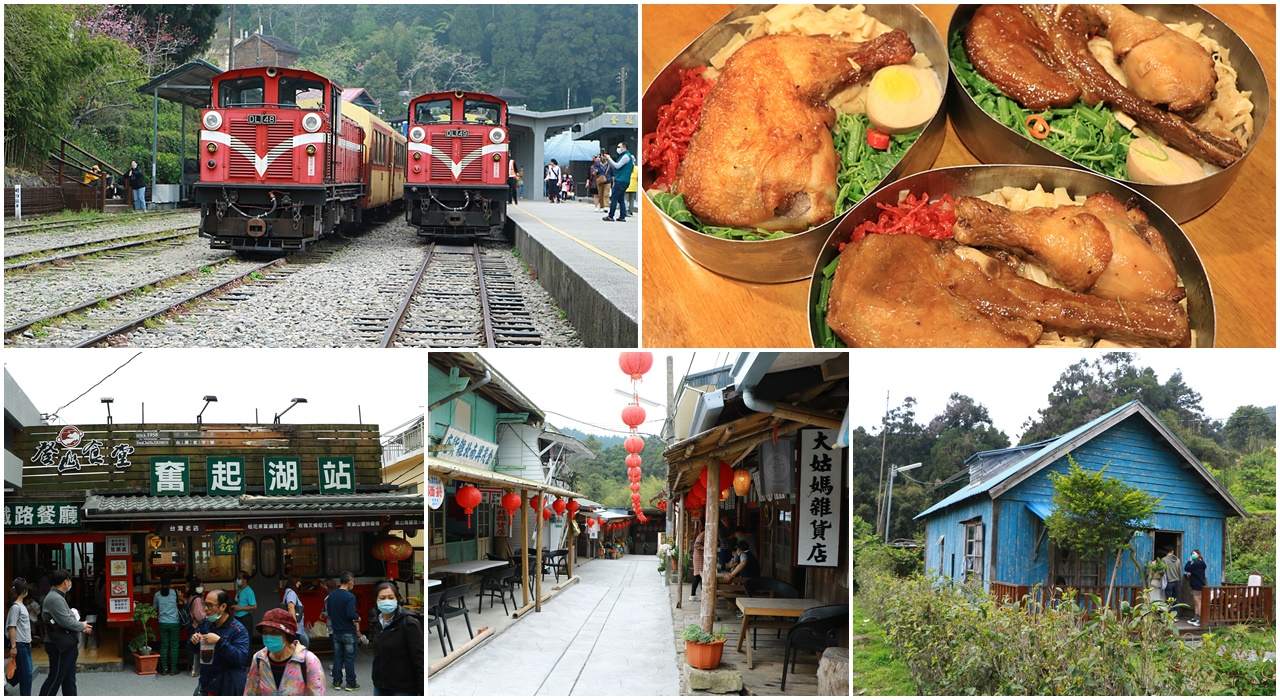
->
xmin=203 ymin=111 xmax=222 ymax=130
xmin=302 ymin=112 xmax=323 ymax=133
xmin=206 ymin=159 xmax=216 ymax=169
xmin=306 ymin=145 xmax=316 ymax=156
xmin=206 ymin=143 xmax=218 ymax=154
xmin=409 ymin=126 xmax=426 ymax=143
xmin=413 ymin=152 xmax=421 ymax=161
xmin=489 ymin=128 xmax=506 ymax=144
xmin=492 ymin=154 xmax=501 ymax=162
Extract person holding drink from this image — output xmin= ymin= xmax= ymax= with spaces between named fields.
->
xmin=190 ymin=589 xmax=249 ymax=696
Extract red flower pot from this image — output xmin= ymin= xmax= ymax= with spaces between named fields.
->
xmin=133 ymin=651 xmax=160 ymax=675
xmin=685 ymin=638 xmax=726 ymax=670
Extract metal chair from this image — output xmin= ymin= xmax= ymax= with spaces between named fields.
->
xmin=781 ymin=604 xmax=848 ymax=691
xmin=477 ymin=566 xmax=518 ymax=615
xmin=544 ymin=549 xmax=569 ymax=583
xmin=744 ymin=577 xmax=800 ymax=648
xmin=437 ymin=583 xmax=474 ymax=652
xmin=427 ymin=591 xmax=448 ymax=657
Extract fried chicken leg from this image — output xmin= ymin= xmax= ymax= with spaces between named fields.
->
xmin=964 ymin=4 xmax=1080 ymax=110
xmin=676 ymin=31 xmax=916 ymax=232
xmin=1089 ymin=4 xmax=1217 ymax=118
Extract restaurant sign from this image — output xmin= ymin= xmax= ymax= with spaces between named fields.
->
xmin=30 ymin=425 xmax=134 ymax=472
xmin=440 ymin=427 xmax=498 ymax=469
xmin=795 ymin=428 xmax=842 ymax=569
xmin=150 ymin=457 xmax=190 ymax=496
xmin=212 ymin=532 xmax=237 ymax=555
xmin=318 ymin=456 xmax=357 ymax=494
xmin=207 ymin=457 xmax=246 ymax=495
xmin=160 ymin=523 xmax=205 ymax=535
xmin=427 ymin=476 xmax=445 ymax=509
xmin=264 ymin=457 xmax=302 ymax=495
xmin=4 ymin=502 xmax=82 ymax=528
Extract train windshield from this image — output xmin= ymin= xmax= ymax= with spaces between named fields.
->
xmin=218 ymin=76 xmax=266 ymax=108
xmin=415 ymin=99 xmax=453 ymax=124
xmin=463 ymin=100 xmax=502 ymax=125
xmin=279 ymin=77 xmax=326 ymax=109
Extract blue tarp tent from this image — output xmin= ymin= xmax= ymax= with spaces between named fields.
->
xmin=543 ymin=131 xmax=600 ymax=165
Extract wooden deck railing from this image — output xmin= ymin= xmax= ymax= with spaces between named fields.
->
xmin=1203 ymin=585 xmax=1275 ymax=625
xmin=990 ymin=582 xmax=1146 ymax=615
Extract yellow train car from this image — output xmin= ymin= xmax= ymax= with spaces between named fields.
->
xmin=340 ymin=92 xmax=406 ymax=212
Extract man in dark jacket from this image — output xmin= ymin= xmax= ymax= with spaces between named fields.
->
xmin=39 ymin=569 xmax=91 ymax=696
xmin=325 ymin=571 xmax=361 ymax=691
xmin=124 ymin=160 xmax=147 ymax=211
xmin=369 ymin=594 xmax=423 ymax=696
xmin=189 ymin=589 xmax=249 ymax=695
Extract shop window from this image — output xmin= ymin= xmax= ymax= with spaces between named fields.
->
xmin=430 ymin=507 xmax=445 ymax=546
xmin=478 ymin=501 xmax=494 ymax=538
xmin=1055 ymin=546 xmax=1103 ymax=588
xmin=283 ymin=534 xmax=320 ymax=577
xmin=964 ymin=521 xmax=985 ymax=583
xmin=259 ymin=537 xmax=279 ymax=578
xmin=238 ymin=537 xmax=257 ymax=578
xmin=193 ymin=535 xmax=236 ymax=582
xmin=324 ymin=531 xmax=364 ymax=577
xmin=145 ymin=534 xmax=188 ymax=582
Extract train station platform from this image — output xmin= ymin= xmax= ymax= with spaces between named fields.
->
xmin=507 ymin=198 xmax=638 ymax=347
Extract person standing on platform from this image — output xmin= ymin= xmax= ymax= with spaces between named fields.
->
xmin=507 ymin=158 xmax=520 ymax=205
xmin=544 ymin=160 xmax=561 ymax=203
xmin=124 ymin=160 xmax=147 ymax=211
xmin=325 ymin=572 xmax=360 ymax=692
xmin=598 ymin=151 xmax=614 ymax=213
xmin=369 ymin=582 xmax=423 ymax=697
xmin=588 ymin=156 xmax=604 ymax=211
xmin=39 ymin=570 xmax=91 ymax=696
xmin=281 ymin=577 xmax=308 ymax=648
xmin=6 ymin=577 xmax=34 ymax=696
xmin=602 ymin=141 xmax=634 ymax=222
xmin=190 ymin=589 xmax=249 ymax=696
xmin=185 ymin=577 xmax=207 ymax=677
xmin=153 ymin=574 xmax=181 ymax=675
xmin=233 ymin=571 xmax=258 ymax=649
xmin=243 ymin=609 xmax=325 ymax=696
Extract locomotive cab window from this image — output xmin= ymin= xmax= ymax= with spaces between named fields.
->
xmin=279 ymin=77 xmax=325 ymax=109
xmin=463 ymin=100 xmax=502 ymax=125
xmin=416 ymin=99 xmax=453 ymax=124
xmin=219 ymin=76 xmax=266 ymax=108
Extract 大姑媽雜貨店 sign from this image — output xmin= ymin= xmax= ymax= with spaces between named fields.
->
xmin=796 ymin=428 xmax=842 ymax=568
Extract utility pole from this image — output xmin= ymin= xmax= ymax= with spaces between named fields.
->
xmin=875 ymin=391 xmax=890 ymax=536
xmin=616 ymin=66 xmax=629 ymax=112
xmin=228 ymin=5 xmax=235 ymax=69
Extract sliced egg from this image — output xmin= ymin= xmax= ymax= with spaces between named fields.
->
xmin=1126 ymin=135 xmax=1205 ymax=185
xmin=866 ymin=65 xmax=942 ymax=134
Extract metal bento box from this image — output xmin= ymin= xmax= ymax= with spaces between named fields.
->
xmin=808 ymin=165 xmax=1215 ymax=347
xmin=945 ymin=4 xmax=1269 ymax=223
xmin=642 ymin=4 xmax=948 ymax=283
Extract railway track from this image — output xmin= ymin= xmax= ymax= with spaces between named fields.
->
xmin=4 ymin=227 xmax=199 ymax=272
xmin=3 ymin=209 xmax=190 ymax=236
xmin=410 ymin=243 xmax=542 ymax=348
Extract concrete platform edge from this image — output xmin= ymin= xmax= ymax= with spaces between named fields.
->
xmin=513 ymin=222 xmax=638 ymax=348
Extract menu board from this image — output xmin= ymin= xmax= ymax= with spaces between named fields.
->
xmin=106 ymin=554 xmax=134 ymax=623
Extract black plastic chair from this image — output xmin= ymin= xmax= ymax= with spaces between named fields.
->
xmin=543 ymin=549 xmax=569 ymax=582
xmin=438 ymin=583 xmax=474 ymax=652
xmin=477 ymin=566 xmax=518 ymax=614
xmin=744 ymin=577 xmax=800 ymax=648
xmin=427 ymin=591 xmax=448 ymax=657
xmin=781 ymin=604 xmax=848 ymax=691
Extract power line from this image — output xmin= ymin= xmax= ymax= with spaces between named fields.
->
xmin=44 ymin=352 xmax=143 ymax=422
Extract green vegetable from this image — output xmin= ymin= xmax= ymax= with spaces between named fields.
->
xmin=831 ymin=112 xmax=922 ymax=216
xmin=813 ymin=256 xmax=848 ymax=348
xmin=949 ymin=29 xmax=1133 ymax=180
xmin=650 ymin=191 xmax=789 ymax=240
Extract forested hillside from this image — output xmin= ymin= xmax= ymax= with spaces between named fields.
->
xmin=563 ymin=433 xmax=666 ymax=509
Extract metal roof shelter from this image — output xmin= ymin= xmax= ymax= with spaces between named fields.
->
xmin=136 ymin=60 xmax=223 ymax=194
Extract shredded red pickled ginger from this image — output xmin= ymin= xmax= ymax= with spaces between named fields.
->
xmin=845 ymin=192 xmax=956 ymax=249
xmin=642 ymin=68 xmax=713 ymax=190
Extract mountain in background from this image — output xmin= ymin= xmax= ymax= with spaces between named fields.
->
xmin=558 ymin=426 xmax=624 ymax=450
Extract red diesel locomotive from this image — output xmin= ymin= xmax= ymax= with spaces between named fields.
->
xmin=197 ymin=66 xmax=404 ymax=252
xmin=405 ymin=90 xmax=510 ymax=239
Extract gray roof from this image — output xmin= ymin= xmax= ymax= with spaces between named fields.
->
xmin=137 ymin=59 xmax=223 ymax=108
xmin=239 ymin=33 xmax=301 ymax=55
xmin=83 ymin=492 xmax=422 ymax=520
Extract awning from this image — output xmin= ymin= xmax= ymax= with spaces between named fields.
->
xmin=428 ymin=457 xmax=583 ymax=498
xmin=82 ymin=492 xmax=422 ymax=521
xmin=1026 ymin=501 xmax=1055 ymax=521
xmin=136 ymin=59 xmax=222 ymax=108
xmin=663 ymin=410 xmax=807 ymax=494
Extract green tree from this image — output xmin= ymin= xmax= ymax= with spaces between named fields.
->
xmin=1044 ymin=456 xmax=1162 ymax=609
xmin=125 ymin=5 xmax=224 ymax=63
xmin=1225 ymin=406 xmax=1275 ymax=454
xmin=360 ymin=51 xmax=401 ymax=116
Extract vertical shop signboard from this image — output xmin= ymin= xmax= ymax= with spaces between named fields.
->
xmin=263 ymin=457 xmax=302 ymax=495
xmin=106 ymin=535 xmax=133 ymax=623
xmin=207 ymin=457 xmax=246 ymax=495
xmin=318 ymin=456 xmax=357 ymax=494
xmin=796 ymin=428 xmax=841 ymax=568
xmin=150 ymin=457 xmax=190 ymax=496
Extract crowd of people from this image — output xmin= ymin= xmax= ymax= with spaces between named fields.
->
xmin=538 ymin=142 xmax=638 ymax=219
xmin=78 ymin=161 xmax=149 ymax=210
xmin=5 ymin=571 xmax=424 ymax=696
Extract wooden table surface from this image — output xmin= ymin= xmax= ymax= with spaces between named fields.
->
xmin=429 ymin=560 xmax=507 ymax=575
xmin=641 ymin=4 xmax=1276 ymax=348
xmin=735 ymin=596 xmax=823 ymax=617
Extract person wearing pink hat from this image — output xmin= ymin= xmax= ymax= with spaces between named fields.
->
xmin=243 ymin=608 xmax=325 ymax=696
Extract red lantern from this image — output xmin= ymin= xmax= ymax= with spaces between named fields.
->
xmin=529 ymin=495 xmax=541 ymax=511
xmin=500 ymin=492 xmax=522 ymax=529
xmin=371 ymin=535 xmax=413 ymax=579
xmin=552 ymin=498 xmax=567 ymax=516
xmin=628 ymin=466 xmax=641 ymax=481
xmin=657 ymin=500 xmax=667 ymax=510
xmin=542 ymin=508 xmax=552 ymax=521
xmin=567 ymin=499 xmax=579 ymax=518
xmin=587 ymin=517 xmax=595 ymax=527
xmin=691 ymin=480 xmax=706 ymax=499
xmin=455 ymin=484 xmax=482 ymax=527
xmin=619 ymin=352 xmax=654 ymax=380
xmin=630 ymin=482 xmax=642 ymax=493
xmin=624 ymin=435 xmax=645 ymax=454
xmin=625 ymin=453 xmax=642 ymax=469
xmin=699 ymin=461 xmax=734 ymax=490
xmin=621 ymin=403 xmax=646 ymax=429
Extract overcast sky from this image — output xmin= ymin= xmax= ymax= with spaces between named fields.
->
xmin=849 ymin=349 xmax=1277 ymax=441
xmin=474 ymin=349 xmax=748 ymax=436
xmin=5 ymin=349 xmax=423 ymax=434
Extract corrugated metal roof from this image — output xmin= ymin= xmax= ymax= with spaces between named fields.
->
xmin=915 ymin=400 xmax=1141 ymax=520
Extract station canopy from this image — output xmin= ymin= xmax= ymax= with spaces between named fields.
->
xmin=136 ymin=59 xmax=223 ymax=108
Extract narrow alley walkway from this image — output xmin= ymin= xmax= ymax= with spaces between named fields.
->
xmin=429 ymin=554 xmax=680 ymax=696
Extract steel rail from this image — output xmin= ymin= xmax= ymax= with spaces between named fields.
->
xmin=4 ymin=228 xmax=199 ymax=271
xmin=379 ymin=243 xmax=435 ymax=348
xmin=472 ymin=244 xmax=497 ymax=348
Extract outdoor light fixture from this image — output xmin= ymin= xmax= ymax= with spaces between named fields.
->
xmin=733 ymin=468 xmax=752 ymax=497
xmin=884 ymin=462 xmax=923 ymax=544
xmin=197 ymin=395 xmax=218 ymax=427
xmin=273 ymin=398 xmax=308 ymax=424
xmin=101 ymin=397 xmax=114 ymax=426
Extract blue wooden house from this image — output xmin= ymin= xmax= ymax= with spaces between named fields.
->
xmin=916 ymin=400 xmax=1247 ymax=601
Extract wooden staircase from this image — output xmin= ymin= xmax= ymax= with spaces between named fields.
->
xmin=43 ymin=138 xmax=131 ymax=214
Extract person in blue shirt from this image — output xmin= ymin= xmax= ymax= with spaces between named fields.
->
xmin=189 ymin=589 xmax=250 ymax=696
xmin=325 ymin=571 xmax=361 ymax=691
xmin=232 ymin=570 xmax=258 ymax=647
xmin=152 ymin=574 xmax=181 ymax=675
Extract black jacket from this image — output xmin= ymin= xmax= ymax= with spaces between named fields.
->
xmin=125 ymin=166 xmax=146 ymax=189
xmin=370 ymin=607 xmax=423 ymax=694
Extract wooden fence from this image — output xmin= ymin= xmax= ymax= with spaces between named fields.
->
xmin=1203 ymin=585 xmax=1275 ymax=625
xmin=991 ymin=582 xmax=1147 ymax=615
xmin=4 ymin=186 xmax=65 ymax=217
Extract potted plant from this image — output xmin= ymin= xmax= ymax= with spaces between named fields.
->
xmin=1145 ymin=558 xmax=1168 ymax=602
xmin=128 ymin=602 xmax=160 ymax=675
xmin=682 ymin=624 xmax=728 ymax=670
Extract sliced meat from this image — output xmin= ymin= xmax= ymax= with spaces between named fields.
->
xmin=964 ymin=4 xmax=1081 ymax=110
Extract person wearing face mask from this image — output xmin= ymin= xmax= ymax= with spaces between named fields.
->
xmin=232 ymin=571 xmax=258 ymax=648
xmin=325 ymin=571 xmax=361 ymax=692
xmin=38 ymin=569 xmax=91 ymax=696
xmin=6 ymin=577 xmax=34 ymax=696
xmin=601 ymin=141 xmax=635 ymax=222
xmin=1184 ymin=548 xmax=1208 ymax=626
xmin=190 ymin=589 xmax=250 ymax=696
xmin=243 ymin=608 xmax=324 ymax=695
xmin=369 ymin=582 xmax=423 ymax=696
xmin=185 ymin=577 xmax=207 ymax=678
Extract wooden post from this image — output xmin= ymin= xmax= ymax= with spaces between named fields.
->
xmin=700 ymin=462 xmax=720 ymax=633
xmin=534 ymin=489 xmax=546 ymax=612
xmin=520 ymin=488 xmax=529 ymax=607
xmin=675 ymin=498 xmax=685 ymax=605
xmin=568 ymin=514 xmax=575 ymax=578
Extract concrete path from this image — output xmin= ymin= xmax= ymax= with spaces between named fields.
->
xmin=429 ymin=555 xmax=680 ymax=696
xmin=507 ymin=199 xmax=638 ymax=347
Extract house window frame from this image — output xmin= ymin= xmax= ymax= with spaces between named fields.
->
xmin=1053 ymin=543 xmax=1104 ymax=589
xmin=962 ymin=519 xmax=984 ymax=583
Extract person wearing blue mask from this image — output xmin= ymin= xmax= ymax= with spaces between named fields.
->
xmin=324 ymin=571 xmax=361 ymax=691
xmin=602 ymin=141 xmax=635 ymax=222
xmin=1184 ymin=549 xmax=1208 ymax=626
xmin=369 ymin=582 xmax=423 ymax=696
xmin=243 ymin=608 xmax=324 ymax=695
